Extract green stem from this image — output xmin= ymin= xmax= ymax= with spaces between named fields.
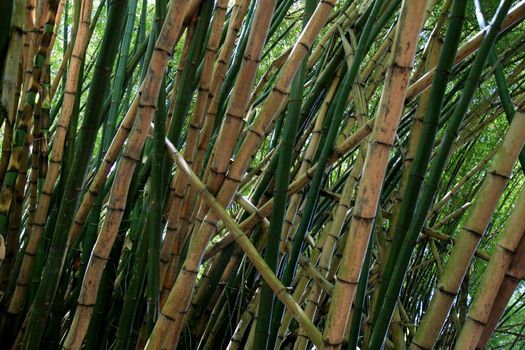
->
xmin=368 ymin=2 xmax=514 ymax=348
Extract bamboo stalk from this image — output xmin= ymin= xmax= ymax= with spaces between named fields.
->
xmin=62 ymin=1 xmax=198 ymax=348
xmin=373 ymin=2 xmax=515 ymax=347
xmin=411 ymin=102 xmax=525 ymax=350
xmin=161 ymin=139 xmax=324 ymax=349
xmin=323 ymin=1 xmax=427 ymax=348
xmin=6 ymin=0 xmax=93 ymax=319
xmin=455 ymin=181 xmax=525 ymax=349
xmin=0 ymin=0 xmax=59 ymax=246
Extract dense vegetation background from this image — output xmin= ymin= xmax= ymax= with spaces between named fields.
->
xmin=0 ymin=0 xmax=524 ymax=348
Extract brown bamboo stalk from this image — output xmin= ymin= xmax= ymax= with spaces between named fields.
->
xmin=476 ymin=231 xmax=525 ymax=349
xmin=323 ymin=1 xmax=427 ymax=347
xmin=67 ymin=92 xmax=140 ymax=245
xmin=405 ymin=0 xmax=525 ymax=102
xmin=202 ymin=0 xmax=277 ymax=200
xmin=18 ymin=0 xmax=38 ymax=111
xmin=411 ymin=103 xmax=525 ymax=350
xmin=1 ymin=0 xmax=27 ymax=127
xmin=369 ymin=37 xmax=442 ymax=324
xmin=7 ymin=0 xmax=93 ymax=315
xmin=164 ymin=25 xmax=193 ymax=132
xmin=191 ymin=0 xmax=249 ymax=176
xmin=160 ymin=0 xmax=229 ymax=284
xmin=294 ymin=69 xmax=368 ymax=350
xmin=152 ymin=139 xmax=324 ymax=349
xmin=50 ymin=0 xmax=82 ymax=99
xmin=2 ymin=136 xmax=30 ymax=280
xmin=455 ymin=183 xmax=525 ymax=349
xmin=62 ymin=1 xmax=198 ymax=348
xmin=47 ymin=0 xmax=65 ymax=65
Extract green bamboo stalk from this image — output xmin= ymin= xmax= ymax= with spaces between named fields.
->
xmin=272 ymin=0 xmax=387 ymax=344
xmin=0 ymin=0 xmax=59 ymax=242
xmin=20 ymin=0 xmax=129 ymax=346
xmin=369 ymin=1 xmax=514 ymax=348
xmin=143 ymin=0 xmax=168 ymax=335
xmin=254 ymin=1 xmax=315 ymax=348
xmin=146 ymin=80 xmax=166 ymax=335
xmin=102 ymin=0 xmax=139 ymax=159
xmin=373 ymin=0 xmax=468 ymax=321
xmin=473 ymin=0 xmax=525 ymax=174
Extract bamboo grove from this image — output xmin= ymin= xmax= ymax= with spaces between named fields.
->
xmin=1 ymin=0 xmax=525 ymax=348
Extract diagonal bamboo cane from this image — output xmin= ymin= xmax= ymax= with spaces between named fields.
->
xmin=411 ymin=101 xmax=525 ymax=350
xmin=455 ymin=180 xmax=525 ymax=349
xmin=161 ymin=139 xmax=324 ymax=349
xmin=323 ymin=1 xmax=427 ymax=348
xmin=62 ymin=1 xmax=199 ymax=348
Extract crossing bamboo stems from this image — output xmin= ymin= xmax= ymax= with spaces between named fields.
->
xmin=155 ymin=1 xmax=338 ymax=346
xmin=280 ymin=70 xmax=341 ymax=253
xmin=6 ymin=0 xmax=92 ymax=317
xmin=411 ymin=102 xmax=525 ymax=350
xmin=162 ymin=140 xmax=323 ymax=349
xmin=405 ymin=0 xmax=525 ymax=102
xmin=160 ymin=0 xmax=229 ymax=285
xmin=323 ymin=1 xmax=427 ymax=347
xmin=255 ymin=1 xmax=316 ymax=345
xmin=0 ymin=0 xmax=523 ymax=348
xmin=62 ymin=1 xmax=197 ymax=348
xmin=455 ymin=181 xmax=525 ymax=349
xmin=296 ymin=83 xmax=368 ymax=350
